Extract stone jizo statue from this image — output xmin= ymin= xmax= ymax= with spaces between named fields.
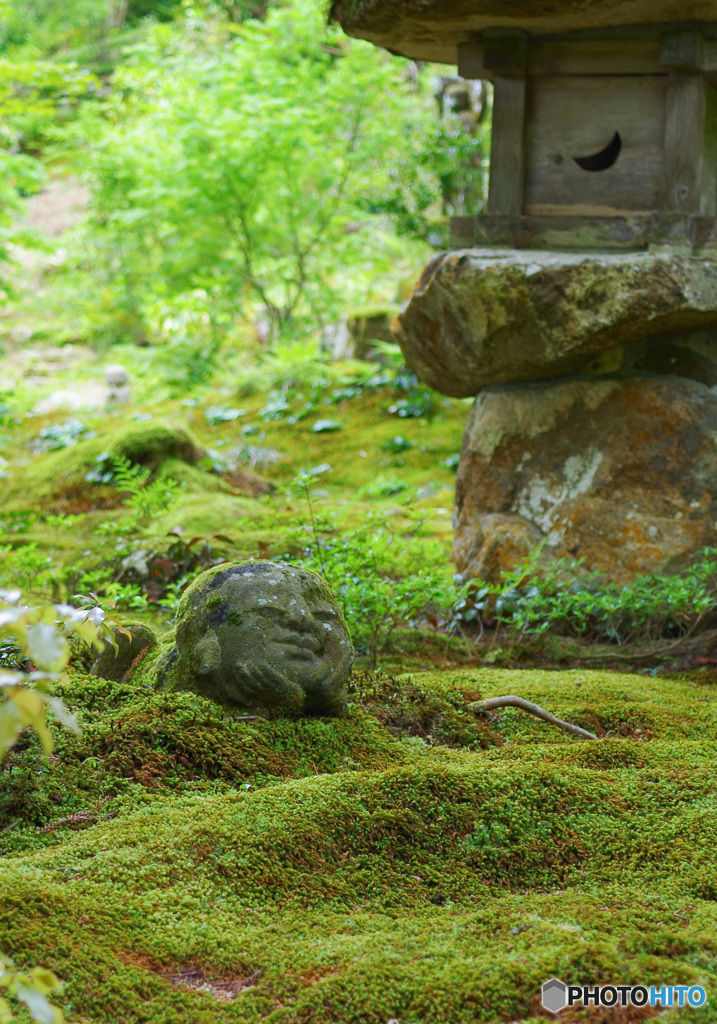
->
xmin=158 ymin=561 xmax=353 ymax=717
xmin=105 ymin=364 xmax=131 ymax=405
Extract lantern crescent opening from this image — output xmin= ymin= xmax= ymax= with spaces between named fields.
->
xmin=573 ymin=131 xmax=622 ymax=172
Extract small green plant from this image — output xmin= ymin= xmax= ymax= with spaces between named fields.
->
xmin=259 ymin=393 xmax=291 ymax=421
xmin=0 ymin=544 xmax=54 ymax=596
xmin=204 ymin=405 xmax=246 ymax=425
xmin=381 ymin=436 xmax=413 ymax=454
xmin=244 ymin=341 xmax=345 ymax=397
xmin=97 ymin=581 xmax=149 ymax=611
xmin=73 ymin=455 xmax=186 ymax=607
xmin=387 ymin=389 xmax=436 ymax=419
xmin=280 ymin=492 xmax=461 ymax=664
xmin=0 ymin=516 xmax=88 ymax=603
xmin=478 ymin=544 xmax=717 ymax=657
xmin=150 ymin=316 xmax=222 ymax=394
xmin=363 ymin=476 xmax=409 ymax=499
xmin=31 ymin=420 xmax=93 ymax=453
xmin=0 ymin=589 xmax=115 ymax=1023
xmin=311 ymin=419 xmax=343 ymax=434
xmin=91 ymin=455 xmax=180 ymax=543
xmin=110 ymin=454 xmax=179 ymax=524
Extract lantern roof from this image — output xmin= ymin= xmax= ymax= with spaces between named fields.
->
xmin=330 ymin=0 xmax=717 ymax=64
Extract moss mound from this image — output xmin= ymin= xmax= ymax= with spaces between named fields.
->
xmin=1 ymin=667 xmax=717 ymax=1022
xmin=0 ymin=421 xmax=206 ymax=513
xmin=109 ymin=422 xmax=204 ymax=468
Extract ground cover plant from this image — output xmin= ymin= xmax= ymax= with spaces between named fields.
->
xmin=3 ymin=329 xmax=717 ymax=1022
xmin=2 ymin=665 xmax=717 ymax=1022
xmin=0 ymin=587 xmax=115 ymax=1023
xmin=1 ymin=0 xmax=717 ymax=1020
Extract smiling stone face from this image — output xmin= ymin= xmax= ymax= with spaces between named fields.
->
xmin=158 ymin=562 xmax=353 ymax=716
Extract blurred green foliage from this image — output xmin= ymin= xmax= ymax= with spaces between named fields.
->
xmin=0 ymin=148 xmax=45 ymax=298
xmin=61 ymin=0 xmax=485 ymax=346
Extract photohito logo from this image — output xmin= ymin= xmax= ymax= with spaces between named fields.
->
xmin=541 ymin=978 xmax=707 ymax=1013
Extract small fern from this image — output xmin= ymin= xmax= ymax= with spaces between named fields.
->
xmin=110 ymin=453 xmax=151 ymax=493
xmin=111 ymin=454 xmax=180 ymax=525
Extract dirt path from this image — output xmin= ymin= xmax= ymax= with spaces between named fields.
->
xmin=0 ymin=175 xmax=102 ymax=411
xmin=23 ymin=176 xmax=89 ymax=237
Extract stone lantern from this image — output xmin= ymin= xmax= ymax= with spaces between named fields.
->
xmin=457 ymin=28 xmax=717 ymax=251
xmin=333 ymin=0 xmax=717 ymax=583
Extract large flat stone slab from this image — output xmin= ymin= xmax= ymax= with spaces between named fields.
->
xmin=454 ymin=376 xmax=717 ymax=583
xmin=393 ymin=249 xmax=717 ymax=397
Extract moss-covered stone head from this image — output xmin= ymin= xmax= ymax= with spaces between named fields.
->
xmin=159 ymin=561 xmax=353 ymax=717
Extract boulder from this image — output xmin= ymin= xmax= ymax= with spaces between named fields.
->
xmin=393 ymin=250 xmax=717 ymax=397
xmin=346 ymin=308 xmax=396 ymax=361
xmin=90 ymin=623 xmax=157 ymax=683
xmin=454 ymin=376 xmax=717 ymax=583
xmin=321 ymin=309 xmax=397 ymax=361
xmin=158 ymin=562 xmax=353 ymax=717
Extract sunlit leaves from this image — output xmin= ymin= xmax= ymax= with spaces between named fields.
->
xmin=0 ymin=589 xmax=111 ymax=761
xmin=0 ymin=59 xmax=99 ymax=125
xmin=0 ymin=149 xmax=46 ymax=299
xmin=76 ymin=0 xmax=441 ymax=337
xmin=0 ymin=955 xmax=65 ymax=1024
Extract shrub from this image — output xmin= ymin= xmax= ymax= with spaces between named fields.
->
xmin=481 ymin=544 xmax=717 ymax=652
xmin=280 ymin=496 xmax=462 ymax=664
xmin=70 ymin=0 xmax=477 ymax=342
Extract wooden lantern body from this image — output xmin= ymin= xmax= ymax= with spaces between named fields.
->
xmin=451 ymin=30 xmax=717 ymax=250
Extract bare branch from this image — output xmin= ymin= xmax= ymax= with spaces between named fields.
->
xmin=470 ymin=695 xmax=598 ymax=740
xmin=575 ymin=619 xmax=717 ymax=663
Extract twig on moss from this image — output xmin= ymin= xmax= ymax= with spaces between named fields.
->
xmin=38 ymin=794 xmax=114 ymax=833
xmin=575 ymin=624 xmax=717 ymax=663
xmin=470 ymin=695 xmax=598 ymax=740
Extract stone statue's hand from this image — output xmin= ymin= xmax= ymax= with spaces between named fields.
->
xmin=232 ymin=660 xmax=304 ymax=711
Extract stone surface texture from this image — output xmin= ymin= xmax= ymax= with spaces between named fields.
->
xmin=158 ymin=561 xmax=353 ymax=717
xmin=331 ymin=0 xmax=717 ymax=63
xmin=454 ymin=377 xmax=717 ymax=583
xmin=393 ymin=250 xmax=717 ymax=397
xmin=91 ymin=623 xmax=157 ymax=683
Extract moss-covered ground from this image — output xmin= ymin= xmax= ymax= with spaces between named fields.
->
xmin=3 ymin=668 xmax=717 ymax=1022
xmin=2 ymin=343 xmax=717 ymax=1021
xmin=0 ymin=347 xmax=463 ymax=616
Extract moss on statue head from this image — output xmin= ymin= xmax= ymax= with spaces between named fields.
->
xmin=159 ymin=561 xmax=353 ymax=718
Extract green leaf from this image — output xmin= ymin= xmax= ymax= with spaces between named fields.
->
xmin=45 ymin=697 xmax=81 ymax=735
xmin=8 ymin=686 xmax=44 ymax=721
xmin=25 ymin=623 xmax=67 ymax=672
xmin=312 ymin=420 xmax=343 ymax=433
xmin=0 ymin=697 xmax=24 ymax=758
xmin=15 ymin=984 xmax=59 ymax=1024
xmin=27 ymin=968 xmax=61 ymax=993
